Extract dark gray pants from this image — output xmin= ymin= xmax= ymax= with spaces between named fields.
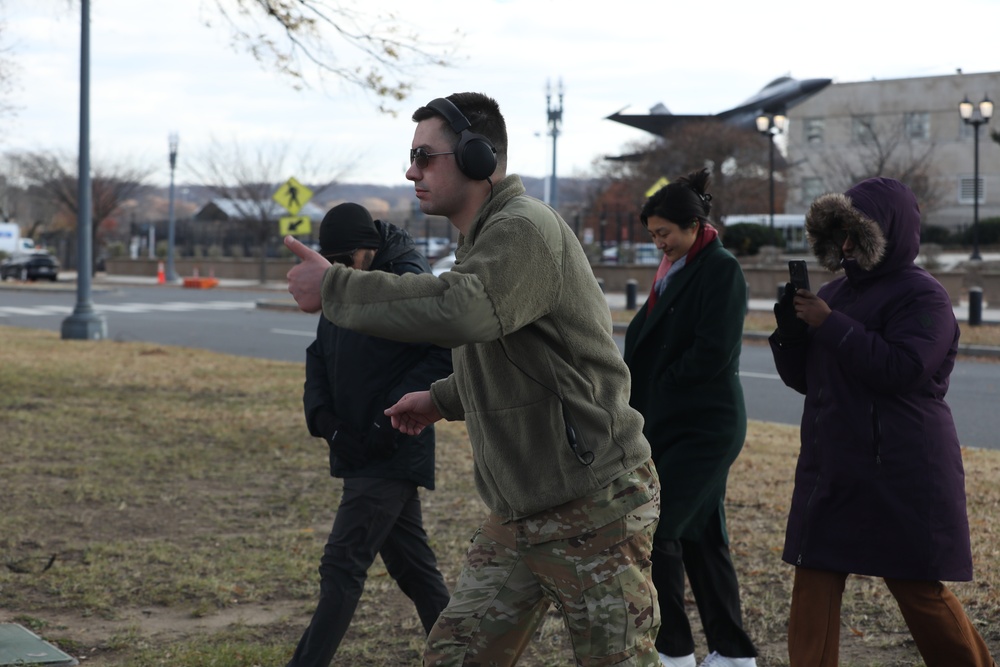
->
xmin=651 ymin=510 xmax=757 ymax=659
xmin=286 ymin=477 xmax=450 ymax=667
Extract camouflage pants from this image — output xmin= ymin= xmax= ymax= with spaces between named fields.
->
xmin=425 ymin=465 xmax=661 ymax=667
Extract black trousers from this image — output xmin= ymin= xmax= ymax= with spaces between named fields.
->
xmin=286 ymin=477 xmax=451 ymax=667
xmin=651 ymin=510 xmax=757 ymax=658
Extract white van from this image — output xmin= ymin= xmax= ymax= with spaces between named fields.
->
xmin=0 ymin=222 xmax=36 ymax=256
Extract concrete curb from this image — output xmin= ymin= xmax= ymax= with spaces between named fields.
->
xmin=257 ymin=301 xmax=1000 ymax=360
xmin=605 ymin=324 xmax=1000 ymax=359
xmin=256 ymin=298 xmax=307 ymax=313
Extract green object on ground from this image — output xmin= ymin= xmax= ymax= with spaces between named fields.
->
xmin=0 ymin=624 xmax=78 ymax=666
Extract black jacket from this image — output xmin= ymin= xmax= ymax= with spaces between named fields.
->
xmin=303 ymin=221 xmax=453 ymax=488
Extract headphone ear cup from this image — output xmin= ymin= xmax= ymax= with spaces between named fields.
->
xmin=456 ymin=134 xmax=497 ymax=181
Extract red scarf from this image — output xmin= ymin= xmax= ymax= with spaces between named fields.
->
xmin=646 ymin=223 xmax=718 ymax=314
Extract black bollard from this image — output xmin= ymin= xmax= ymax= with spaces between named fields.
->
xmin=969 ymin=286 xmax=983 ymax=326
xmin=626 ymin=279 xmax=638 ymax=310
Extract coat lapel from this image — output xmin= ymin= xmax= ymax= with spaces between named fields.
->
xmin=632 ymin=241 xmax=718 ymax=351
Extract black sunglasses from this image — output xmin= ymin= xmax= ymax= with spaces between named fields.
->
xmin=323 ymin=250 xmax=356 ymax=267
xmin=409 ymin=147 xmax=454 ymax=169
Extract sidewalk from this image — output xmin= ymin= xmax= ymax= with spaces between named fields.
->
xmin=11 ymin=272 xmax=1000 ymax=357
xmin=605 ymin=292 xmax=1000 ymax=325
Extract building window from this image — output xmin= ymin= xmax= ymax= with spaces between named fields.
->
xmin=804 ymin=118 xmax=824 ymax=144
xmin=904 ymin=112 xmax=930 ymax=140
xmin=959 ymin=121 xmax=981 ymax=140
xmin=851 ymin=115 xmax=875 ymax=143
xmin=802 ymin=177 xmax=825 ymax=204
xmin=959 ymin=176 xmax=986 ymax=204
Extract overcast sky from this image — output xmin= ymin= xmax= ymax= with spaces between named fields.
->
xmin=3 ymin=0 xmax=999 ymax=189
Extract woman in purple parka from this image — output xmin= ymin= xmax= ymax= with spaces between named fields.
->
xmin=769 ymin=177 xmax=996 ymax=667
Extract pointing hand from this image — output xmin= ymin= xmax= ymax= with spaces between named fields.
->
xmin=285 ymin=235 xmax=331 ymax=313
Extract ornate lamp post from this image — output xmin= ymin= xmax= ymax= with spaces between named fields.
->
xmin=756 ymin=112 xmax=788 ymax=230
xmin=959 ymin=95 xmax=993 ymax=261
xmin=546 ymin=78 xmax=563 ymax=210
xmin=165 ymin=132 xmax=180 ymax=281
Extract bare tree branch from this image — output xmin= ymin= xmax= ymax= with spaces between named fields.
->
xmin=206 ymin=0 xmax=460 ymax=113
xmin=0 ymin=12 xmax=19 ymax=130
xmin=803 ymin=114 xmax=945 ymax=214
xmin=596 ymin=122 xmax=773 ymax=227
xmin=7 ymin=150 xmax=153 ymax=272
xmin=186 ymin=137 xmax=344 ymax=282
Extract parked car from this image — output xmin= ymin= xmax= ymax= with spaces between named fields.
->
xmin=600 ymin=243 xmax=661 ymax=265
xmin=0 ymin=252 xmax=60 ymax=282
xmin=414 ymin=236 xmax=452 ymax=261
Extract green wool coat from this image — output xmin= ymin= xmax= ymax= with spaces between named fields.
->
xmin=623 ymin=238 xmax=748 ymax=541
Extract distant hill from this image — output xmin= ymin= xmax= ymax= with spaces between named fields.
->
xmin=156 ymin=176 xmax=600 ymax=239
xmin=318 ymin=176 xmax=599 ymax=215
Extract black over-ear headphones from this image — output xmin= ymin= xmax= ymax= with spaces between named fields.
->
xmin=426 ymin=97 xmax=497 ymax=181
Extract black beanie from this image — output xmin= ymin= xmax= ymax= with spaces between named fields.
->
xmin=319 ymin=203 xmax=381 ymax=255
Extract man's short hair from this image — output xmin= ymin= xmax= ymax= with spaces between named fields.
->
xmin=413 ymin=92 xmax=508 ymax=171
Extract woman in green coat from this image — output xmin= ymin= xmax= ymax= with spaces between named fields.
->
xmin=623 ymin=169 xmax=757 ymax=667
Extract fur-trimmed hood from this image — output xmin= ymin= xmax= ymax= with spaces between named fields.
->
xmin=805 ymin=177 xmax=921 ymax=281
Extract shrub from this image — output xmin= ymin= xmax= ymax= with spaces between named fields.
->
xmin=722 ymin=223 xmax=785 ymax=256
xmin=921 ymin=224 xmax=956 ymax=246
xmin=960 ymin=218 xmax=1000 ymax=246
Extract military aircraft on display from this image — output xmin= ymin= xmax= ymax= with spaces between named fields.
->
xmin=605 ymin=75 xmax=833 ymax=136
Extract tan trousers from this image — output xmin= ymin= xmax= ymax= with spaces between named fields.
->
xmin=788 ymin=567 xmax=996 ymax=667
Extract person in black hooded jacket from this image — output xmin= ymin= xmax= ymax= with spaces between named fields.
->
xmin=286 ymin=203 xmax=453 ymax=667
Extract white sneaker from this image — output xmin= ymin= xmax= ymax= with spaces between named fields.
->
xmin=659 ymin=653 xmax=696 ymax=667
xmin=699 ymin=651 xmax=757 ymax=667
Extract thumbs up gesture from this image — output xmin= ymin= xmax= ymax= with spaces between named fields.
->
xmin=285 ymin=235 xmax=331 ymax=313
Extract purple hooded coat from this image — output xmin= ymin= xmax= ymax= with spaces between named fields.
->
xmin=769 ymin=177 xmax=973 ymax=581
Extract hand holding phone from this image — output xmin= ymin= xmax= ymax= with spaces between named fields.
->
xmin=788 ymin=260 xmax=810 ymax=293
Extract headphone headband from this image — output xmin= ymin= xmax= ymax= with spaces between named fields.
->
xmin=428 ymin=97 xmax=471 ymax=134
xmin=425 ymin=97 xmax=497 ymax=181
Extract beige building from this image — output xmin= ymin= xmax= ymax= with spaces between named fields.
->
xmin=784 ymin=70 xmax=1000 ymax=230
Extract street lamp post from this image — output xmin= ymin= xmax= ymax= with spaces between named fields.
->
xmin=756 ymin=112 xmax=787 ymax=231
xmin=61 ymin=0 xmax=107 ymax=340
xmin=546 ymin=78 xmax=563 ymax=210
xmin=959 ymin=95 xmax=993 ymax=261
xmin=165 ymin=132 xmax=180 ymax=281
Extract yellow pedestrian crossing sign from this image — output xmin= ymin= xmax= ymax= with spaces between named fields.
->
xmin=273 ymin=177 xmax=313 ymax=216
xmin=280 ymin=215 xmax=312 ymax=236
xmin=645 ymin=177 xmax=670 ymax=198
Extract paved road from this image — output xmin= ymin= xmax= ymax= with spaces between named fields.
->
xmin=3 ymin=280 xmax=998 ymax=449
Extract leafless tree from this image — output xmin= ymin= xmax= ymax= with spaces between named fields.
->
xmin=0 ymin=11 xmax=20 ymax=130
xmin=596 ymin=121 xmax=772 ymax=229
xmin=2 ymin=2 xmax=457 ymax=117
xmin=6 ymin=150 xmax=153 ymax=272
xmin=801 ymin=114 xmax=945 ymax=214
xmin=206 ymin=0 xmax=459 ymax=112
xmin=187 ymin=138 xmax=344 ymax=283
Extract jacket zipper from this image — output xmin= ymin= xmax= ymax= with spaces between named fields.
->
xmin=871 ymin=401 xmax=882 ymax=465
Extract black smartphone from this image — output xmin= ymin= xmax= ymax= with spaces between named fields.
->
xmin=788 ymin=260 xmax=810 ymax=292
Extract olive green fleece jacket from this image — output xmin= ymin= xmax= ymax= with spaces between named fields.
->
xmin=318 ymin=175 xmax=651 ymax=520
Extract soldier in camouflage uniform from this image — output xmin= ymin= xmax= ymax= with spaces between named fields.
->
xmin=285 ymin=92 xmax=660 ymax=665
xmin=427 ymin=462 xmax=660 ymax=666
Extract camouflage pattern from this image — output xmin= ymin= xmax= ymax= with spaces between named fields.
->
xmin=425 ymin=461 xmax=661 ymax=666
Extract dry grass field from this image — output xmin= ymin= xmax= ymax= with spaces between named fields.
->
xmin=1 ymin=323 xmax=997 ymax=666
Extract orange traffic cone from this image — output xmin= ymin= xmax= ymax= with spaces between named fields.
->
xmin=157 ymin=261 xmax=165 ymax=284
